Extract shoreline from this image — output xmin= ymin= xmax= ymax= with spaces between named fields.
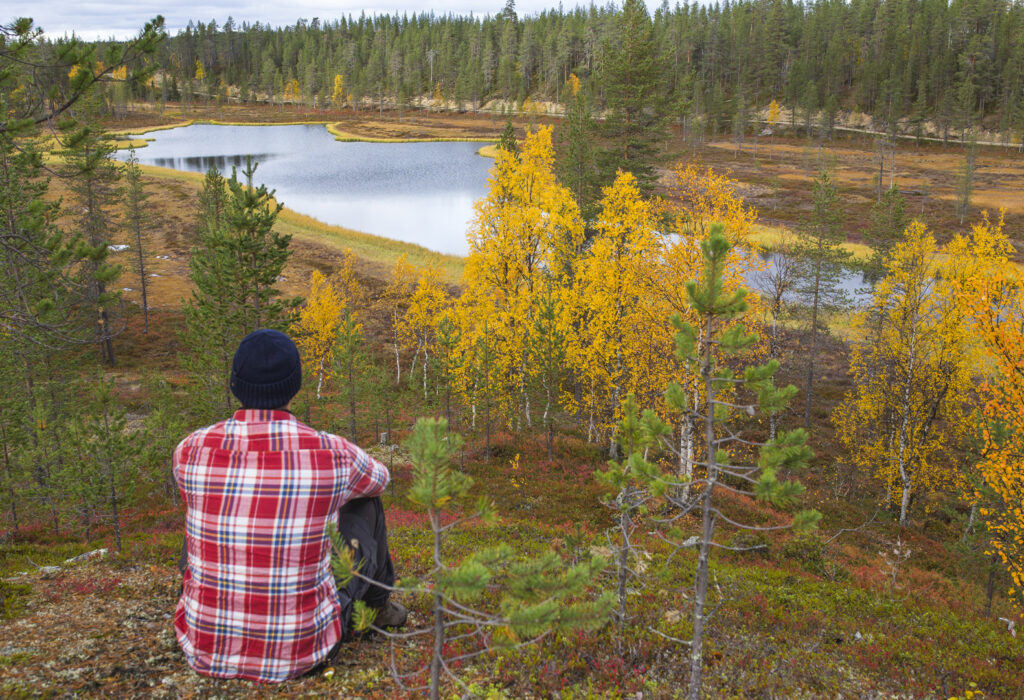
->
xmin=134 ymin=161 xmax=466 ymax=285
xmin=114 ymin=118 xmax=499 ymax=158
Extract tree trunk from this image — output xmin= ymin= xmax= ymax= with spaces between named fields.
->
xmin=429 ymin=510 xmax=444 ymax=700
xmin=896 ymin=322 xmax=918 ymax=527
xmin=689 ymin=315 xmax=718 ymax=700
xmin=1 ymin=421 xmax=17 ymax=534
xmin=986 ymin=552 xmax=998 ymax=617
xmin=348 ymin=356 xmax=357 ymax=440
xmin=616 ymin=486 xmax=632 ymax=643
xmin=962 ymin=502 xmax=977 ymax=542
xmin=803 ymin=253 xmax=823 ymax=428
xmin=134 ymin=217 xmax=148 ymax=333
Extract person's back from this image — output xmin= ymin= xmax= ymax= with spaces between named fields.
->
xmin=173 ymin=329 xmax=401 ymax=682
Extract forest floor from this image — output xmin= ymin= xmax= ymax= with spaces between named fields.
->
xmin=2 ymin=103 xmax=1022 ymax=697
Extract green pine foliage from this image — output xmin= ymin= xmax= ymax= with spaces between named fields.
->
xmin=597 ymin=0 xmax=668 ymax=194
xmin=795 ymin=170 xmax=852 ymax=428
xmin=497 ymin=118 xmax=518 ymax=156
xmin=556 ymin=83 xmax=600 ymax=223
xmin=863 ymin=186 xmax=909 ymax=278
xmin=330 ymin=417 xmax=613 ymax=700
xmin=594 ymin=224 xmax=819 ymax=700
xmin=122 ymin=147 xmax=151 ymax=333
xmin=58 ymin=112 xmax=123 ymax=366
xmin=665 ymin=226 xmax=820 ymax=700
xmin=182 ymin=158 xmax=301 ymax=419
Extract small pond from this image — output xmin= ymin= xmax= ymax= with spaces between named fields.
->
xmin=118 ymin=124 xmax=493 ymax=256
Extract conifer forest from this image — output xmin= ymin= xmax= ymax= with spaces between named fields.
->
xmin=3 ymin=0 xmax=1024 ymax=696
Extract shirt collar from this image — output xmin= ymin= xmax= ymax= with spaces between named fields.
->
xmin=232 ymin=409 xmax=298 ymax=423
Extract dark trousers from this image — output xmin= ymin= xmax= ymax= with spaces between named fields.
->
xmin=177 ymin=496 xmax=397 ymax=619
xmin=335 ymin=496 xmax=396 ymax=616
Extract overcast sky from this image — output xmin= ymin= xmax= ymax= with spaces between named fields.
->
xmin=16 ymin=0 xmax=644 ymax=41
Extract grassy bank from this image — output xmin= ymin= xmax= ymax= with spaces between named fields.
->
xmin=134 ymin=162 xmax=464 ymax=286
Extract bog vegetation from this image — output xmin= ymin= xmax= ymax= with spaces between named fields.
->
xmin=1 ymin=8 xmax=1024 ymax=698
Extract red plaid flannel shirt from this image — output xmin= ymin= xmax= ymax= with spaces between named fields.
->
xmin=172 ymin=409 xmax=389 ymax=682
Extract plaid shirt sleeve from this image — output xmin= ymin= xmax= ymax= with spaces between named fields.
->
xmin=172 ymin=410 xmax=391 ymax=683
xmin=320 ymin=432 xmax=390 ymax=501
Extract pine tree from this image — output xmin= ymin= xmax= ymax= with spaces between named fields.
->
xmin=661 ymin=225 xmax=819 ymax=699
xmin=122 ymin=147 xmax=151 ymax=333
xmin=332 ymin=308 xmax=365 ymax=440
xmin=796 ymin=170 xmax=851 ymax=428
xmin=183 ymin=159 xmax=300 ymax=418
xmin=58 ymin=113 xmax=123 ymax=366
xmin=528 ymin=285 xmax=570 ymax=462
xmin=331 ymin=418 xmax=613 ymax=700
xmin=74 ymin=378 xmax=142 ymax=551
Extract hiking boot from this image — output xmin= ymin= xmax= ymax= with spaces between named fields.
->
xmin=372 ymin=599 xmax=408 ymax=629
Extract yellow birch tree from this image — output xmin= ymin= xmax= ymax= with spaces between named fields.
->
xmin=957 ymin=211 xmax=1024 ymax=609
xmin=376 ymin=255 xmax=418 ymax=384
xmin=332 ymin=74 xmax=345 ymax=107
xmin=458 ymin=126 xmax=583 ymax=429
xmin=767 ymin=99 xmax=781 ymax=160
xmin=399 ymin=265 xmax=449 ymax=398
xmin=293 ymin=270 xmax=345 ymax=399
xmin=833 ymin=221 xmax=974 ymax=525
xmin=566 ymin=169 xmax=667 ymax=449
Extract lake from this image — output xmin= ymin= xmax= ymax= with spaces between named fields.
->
xmin=118 ymin=124 xmax=493 ymax=256
xmin=119 ymin=123 xmax=870 ymax=301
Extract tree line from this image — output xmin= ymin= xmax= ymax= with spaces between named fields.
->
xmin=86 ymin=0 xmax=1024 ymax=142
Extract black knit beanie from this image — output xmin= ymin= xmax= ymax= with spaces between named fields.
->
xmin=230 ymin=329 xmax=302 ymax=409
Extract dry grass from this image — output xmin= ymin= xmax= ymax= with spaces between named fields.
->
xmin=52 ymin=161 xmax=465 ymax=315
xmin=749 ymin=223 xmax=873 ymax=261
xmin=477 ymin=144 xmax=500 ymax=159
xmin=685 ymin=133 xmax=1024 ymax=251
xmin=326 ymin=121 xmax=493 ymax=144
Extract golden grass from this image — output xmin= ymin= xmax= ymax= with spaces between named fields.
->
xmin=749 ymin=223 xmax=873 ymax=261
xmin=274 ymin=208 xmax=464 ymax=284
xmin=477 ymin=144 xmax=500 ymax=159
xmin=200 ymin=119 xmax=328 ymax=128
xmin=118 ymin=119 xmax=194 ymax=134
xmin=112 ymin=138 xmax=152 ymax=150
xmin=325 ymin=121 xmax=493 ymax=144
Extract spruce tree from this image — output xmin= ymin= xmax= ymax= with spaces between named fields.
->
xmin=497 ymin=117 xmax=519 ymax=156
xmin=556 ymin=77 xmax=600 ymax=222
xmin=597 ymin=0 xmax=668 ymax=194
xmin=863 ymin=185 xmax=909 ymax=279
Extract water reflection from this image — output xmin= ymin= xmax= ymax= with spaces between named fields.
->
xmin=151 ymin=154 xmax=273 ymax=172
xmin=755 ymin=249 xmax=871 ymax=305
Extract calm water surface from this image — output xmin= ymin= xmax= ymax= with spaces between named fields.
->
xmin=121 ymin=124 xmax=870 ymax=301
xmin=119 ymin=124 xmax=493 ymax=256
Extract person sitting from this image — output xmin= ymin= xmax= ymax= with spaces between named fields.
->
xmin=172 ymin=329 xmax=406 ymax=682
